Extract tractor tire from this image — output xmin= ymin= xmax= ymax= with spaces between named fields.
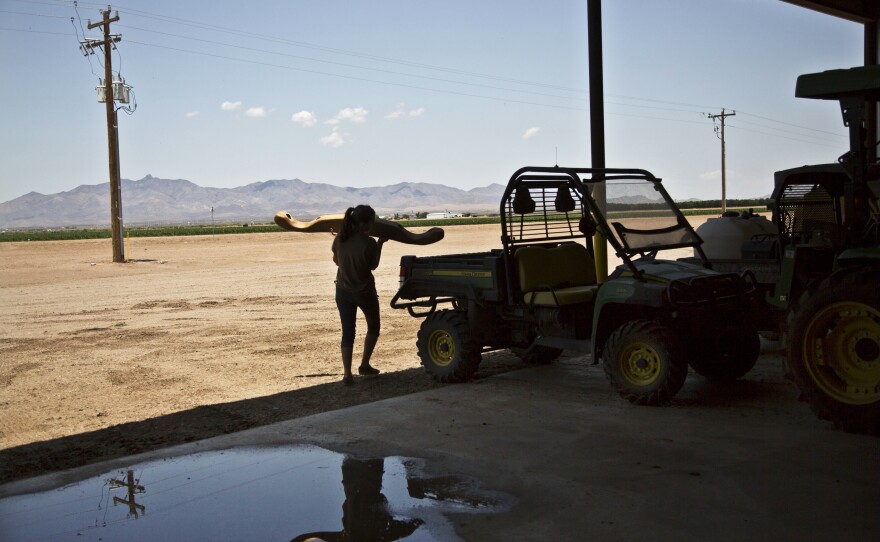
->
xmin=688 ymin=324 xmax=760 ymax=381
xmin=602 ymin=320 xmax=688 ymax=406
xmin=416 ymin=310 xmax=481 ymax=383
xmin=511 ymin=345 xmax=563 ymax=365
xmin=787 ymin=269 xmax=880 ymax=434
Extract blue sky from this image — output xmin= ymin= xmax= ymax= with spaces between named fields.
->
xmin=0 ymin=0 xmax=865 ymax=204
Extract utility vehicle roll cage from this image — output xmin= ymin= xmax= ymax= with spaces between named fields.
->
xmin=499 ymin=166 xmax=710 ymax=279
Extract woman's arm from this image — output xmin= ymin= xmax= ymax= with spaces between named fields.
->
xmin=371 ymin=237 xmax=387 ymax=269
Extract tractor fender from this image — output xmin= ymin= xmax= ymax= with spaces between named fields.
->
xmin=836 ymin=248 xmax=880 ymax=267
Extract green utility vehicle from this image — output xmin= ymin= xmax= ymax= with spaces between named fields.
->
xmin=391 ymin=166 xmax=759 ymax=405
xmin=695 ymin=66 xmax=880 ymax=433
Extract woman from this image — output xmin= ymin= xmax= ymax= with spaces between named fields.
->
xmin=332 ymin=205 xmax=387 ymax=385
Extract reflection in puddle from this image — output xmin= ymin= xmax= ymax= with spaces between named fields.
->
xmin=292 ymin=458 xmax=423 ymax=542
xmin=108 ymin=469 xmax=146 ymax=519
xmin=0 ymin=445 xmax=511 ymax=541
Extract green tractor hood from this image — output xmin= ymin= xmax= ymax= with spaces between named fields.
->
xmin=796 ymin=65 xmax=880 ymax=101
xmin=626 ymin=258 xmax=720 ymax=283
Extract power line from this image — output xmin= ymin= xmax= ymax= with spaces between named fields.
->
xmin=6 ymin=5 xmax=587 ymax=103
xmin=727 ymin=124 xmax=842 ymax=148
xmin=124 ymin=38 xmax=594 ymax=113
xmin=71 ymin=1 xmax=99 ymax=76
xmin=605 ymin=102 xmax=705 ymax=115
xmin=115 ymin=22 xmax=734 ymax=119
xmin=35 ymin=0 xmax=590 ymax=96
xmin=0 ymin=24 xmax=847 ymax=150
xmin=605 ymin=110 xmax=709 ymax=126
xmin=605 ymin=93 xmax=722 ymax=112
xmin=104 ymin=4 xmax=851 ymax=141
xmin=121 ymin=8 xmax=590 ymax=95
xmin=0 ymin=26 xmax=71 ymax=36
xmin=0 ymin=25 xmax=696 ymax=118
xmin=0 ymin=8 xmax=68 ymax=18
xmin=3 ymin=1 xmax=848 ymax=146
xmin=730 ymin=118 xmax=843 ymax=144
xmin=736 ymin=110 xmax=843 ymax=136
xmin=116 ymin=23 xmax=589 ymax=104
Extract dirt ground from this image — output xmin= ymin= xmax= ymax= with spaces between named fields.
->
xmin=0 ymin=220 xmax=707 ymax=484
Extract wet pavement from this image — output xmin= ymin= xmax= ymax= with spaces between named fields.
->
xmin=0 ymin=445 xmax=510 ymax=541
xmin=1 ymin=349 xmax=879 ymax=541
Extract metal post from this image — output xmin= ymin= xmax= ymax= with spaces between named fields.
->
xmin=866 ymin=19 xmax=878 ymax=164
xmin=588 ymin=0 xmax=608 ymax=282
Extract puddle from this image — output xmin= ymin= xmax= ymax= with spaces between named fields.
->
xmin=0 ymin=445 xmax=512 ymax=541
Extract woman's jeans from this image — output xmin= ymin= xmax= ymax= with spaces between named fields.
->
xmin=336 ymin=285 xmax=380 ymax=348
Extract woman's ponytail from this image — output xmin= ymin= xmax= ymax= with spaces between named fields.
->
xmin=339 ymin=207 xmax=356 ymax=242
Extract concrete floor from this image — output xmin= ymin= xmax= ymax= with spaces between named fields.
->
xmin=2 ymin=350 xmax=878 ymax=541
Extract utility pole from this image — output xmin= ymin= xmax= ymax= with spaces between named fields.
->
xmin=707 ymin=109 xmax=735 ymax=213
xmin=109 ymin=470 xmax=145 ymax=518
xmin=87 ymin=7 xmax=124 ymax=262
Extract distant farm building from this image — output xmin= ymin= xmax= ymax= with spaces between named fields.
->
xmin=426 ymin=212 xmax=463 ymax=219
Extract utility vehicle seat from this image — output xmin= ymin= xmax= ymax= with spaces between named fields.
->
xmin=515 ymin=243 xmax=598 ymax=306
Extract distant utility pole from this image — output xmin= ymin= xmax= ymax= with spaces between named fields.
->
xmin=84 ymin=7 xmax=124 ymax=262
xmin=707 ymin=108 xmax=735 ymax=213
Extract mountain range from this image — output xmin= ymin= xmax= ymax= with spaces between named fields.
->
xmin=0 ymin=175 xmax=508 ymax=228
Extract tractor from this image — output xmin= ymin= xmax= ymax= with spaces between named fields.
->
xmin=698 ymin=65 xmax=880 ymax=433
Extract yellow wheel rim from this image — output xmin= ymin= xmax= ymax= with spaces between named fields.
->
xmin=428 ymin=329 xmax=455 ymax=367
xmin=619 ymin=342 xmax=661 ymax=386
xmin=802 ymin=301 xmax=880 ymax=405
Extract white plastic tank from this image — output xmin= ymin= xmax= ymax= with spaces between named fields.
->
xmin=696 ymin=211 xmax=776 ymax=260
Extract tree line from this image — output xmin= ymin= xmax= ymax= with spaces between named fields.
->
xmin=608 ymin=198 xmax=771 ymax=212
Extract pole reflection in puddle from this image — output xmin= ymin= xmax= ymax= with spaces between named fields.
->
xmin=0 ymin=445 xmax=513 ymax=541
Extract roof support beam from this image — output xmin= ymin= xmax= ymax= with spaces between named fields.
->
xmin=781 ymin=0 xmax=879 ymax=24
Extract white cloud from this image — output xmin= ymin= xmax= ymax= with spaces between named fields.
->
xmin=291 ymin=110 xmax=317 ymax=127
xmin=386 ymin=103 xmax=405 ymax=119
xmin=320 ymin=131 xmax=346 ymax=148
xmin=327 ymin=106 xmax=368 ymax=125
xmin=522 ymin=127 xmax=541 ymax=139
xmin=221 ymin=101 xmax=242 ymax=111
xmin=699 ymin=170 xmax=721 ymax=181
xmin=245 ymin=107 xmax=267 ymax=118
xmin=185 ymin=111 xmax=200 ymax=118
xmin=386 ymin=103 xmax=424 ymax=119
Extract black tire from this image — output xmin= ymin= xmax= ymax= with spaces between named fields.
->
xmin=416 ymin=310 xmax=481 ymax=383
xmin=787 ymin=269 xmax=880 ymax=434
xmin=511 ymin=345 xmax=563 ymax=365
xmin=688 ymin=324 xmax=760 ymax=381
xmin=602 ymin=320 xmax=687 ymax=406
